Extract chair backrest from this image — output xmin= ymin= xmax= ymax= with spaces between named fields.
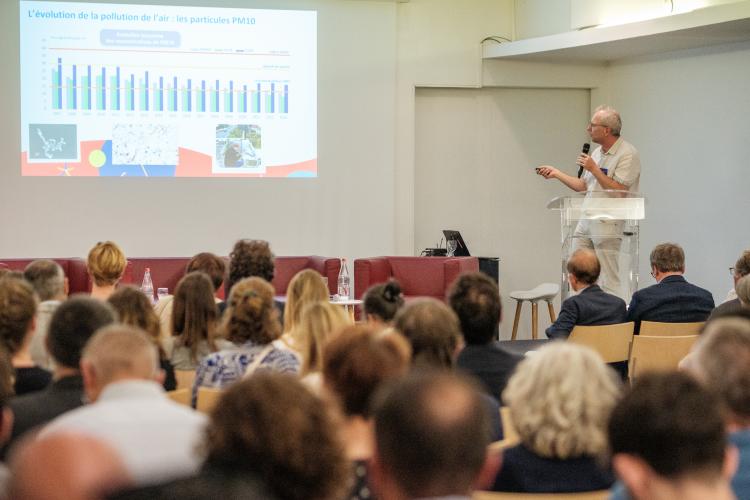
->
xmin=174 ymin=370 xmax=196 ymax=391
xmin=639 ymin=321 xmax=705 ymax=336
xmin=629 ymin=335 xmax=698 ymax=383
xmin=196 ymin=387 xmax=223 ymax=414
xmin=473 ymin=490 xmax=609 ymax=500
xmin=166 ymin=389 xmax=191 ymax=407
xmin=568 ymin=322 xmax=634 ymax=363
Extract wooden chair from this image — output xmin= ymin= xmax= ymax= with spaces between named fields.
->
xmin=568 ymin=322 xmax=634 ymax=363
xmin=174 ymin=370 xmax=196 ymax=391
xmin=629 ymin=335 xmax=698 ymax=383
xmin=196 ymin=387 xmax=223 ymax=414
xmin=639 ymin=321 xmax=705 ymax=336
xmin=474 ymin=490 xmax=609 ymax=500
xmin=166 ymin=388 xmax=191 ymax=407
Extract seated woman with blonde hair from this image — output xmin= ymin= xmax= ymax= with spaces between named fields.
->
xmin=274 ymin=269 xmax=329 ymax=358
xmin=87 ymin=241 xmax=126 ymax=301
xmin=297 ymin=301 xmax=349 ymax=391
xmin=492 ymin=342 xmax=620 ymax=493
xmin=192 ymin=277 xmax=299 ymax=406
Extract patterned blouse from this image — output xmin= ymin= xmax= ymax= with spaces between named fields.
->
xmin=192 ymin=340 xmax=300 ymax=406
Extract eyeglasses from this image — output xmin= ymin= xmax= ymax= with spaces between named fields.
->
xmin=730 ymin=267 xmax=736 ymax=276
xmin=651 ymin=269 xmax=657 ymax=279
xmin=588 ymin=122 xmax=607 ymax=128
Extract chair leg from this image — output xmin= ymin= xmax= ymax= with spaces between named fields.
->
xmin=547 ymin=301 xmax=556 ymax=322
xmin=531 ymin=302 xmax=539 ymax=340
xmin=511 ymin=300 xmax=522 ymax=341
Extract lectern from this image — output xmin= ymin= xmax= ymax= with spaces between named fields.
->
xmin=547 ymin=190 xmax=645 ymax=301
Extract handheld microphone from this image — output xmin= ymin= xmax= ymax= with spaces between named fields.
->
xmin=577 ymin=143 xmax=591 ymax=178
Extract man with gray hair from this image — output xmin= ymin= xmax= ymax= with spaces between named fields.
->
xmin=537 ymin=105 xmax=641 ymax=297
xmin=626 ymin=243 xmax=714 ymax=333
xmin=23 ymin=259 xmax=67 ymax=368
xmin=41 ymin=325 xmax=206 ymax=486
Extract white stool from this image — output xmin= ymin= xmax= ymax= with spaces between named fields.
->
xmin=509 ymin=283 xmax=559 ymax=340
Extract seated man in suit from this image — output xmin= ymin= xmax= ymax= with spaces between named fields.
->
xmin=627 ymin=243 xmax=714 ymax=333
xmin=546 ymin=249 xmax=627 ymax=340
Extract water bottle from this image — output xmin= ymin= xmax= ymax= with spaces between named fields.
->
xmin=337 ymin=258 xmax=350 ymax=300
xmin=141 ymin=267 xmax=155 ymax=305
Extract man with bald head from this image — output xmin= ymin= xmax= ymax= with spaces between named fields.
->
xmin=8 ymin=433 xmax=131 ymax=500
xmin=546 ymin=249 xmax=627 ymax=340
xmin=370 ymin=372 xmax=499 ymax=500
xmin=41 ymin=325 xmax=206 ymax=486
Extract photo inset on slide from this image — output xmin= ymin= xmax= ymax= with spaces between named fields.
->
xmin=28 ymin=124 xmax=78 ymax=161
xmin=215 ymin=124 xmax=262 ymax=172
xmin=112 ymin=124 xmax=178 ymax=165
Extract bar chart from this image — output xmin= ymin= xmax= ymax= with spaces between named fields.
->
xmin=50 ymin=57 xmax=290 ymax=115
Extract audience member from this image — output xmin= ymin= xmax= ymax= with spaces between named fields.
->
xmin=322 ymin=325 xmax=411 ymax=500
xmin=226 ymin=239 xmax=274 ymax=297
xmin=363 ymin=280 xmax=405 ymax=327
xmin=393 ymin=298 xmax=502 ymax=441
xmin=298 ymin=301 xmax=348 ymax=390
xmin=110 ymin=373 xmax=349 ymax=500
xmin=609 ymin=372 xmax=736 ymax=500
xmin=0 ymin=349 xmax=17 ymax=493
xmin=394 ymin=298 xmax=462 ymax=370
xmin=87 ymin=241 xmax=127 ymax=301
xmin=8 ymin=433 xmax=132 ymax=500
xmin=7 ymin=297 xmax=115 ymax=450
xmin=711 ymin=273 xmax=750 ymax=320
xmin=276 ymin=269 xmax=329 ymax=357
xmin=690 ymin=316 xmax=750 ymax=498
xmin=23 ymin=259 xmax=68 ymax=368
xmin=448 ymin=272 xmax=522 ymax=401
xmin=724 ymin=249 xmax=750 ymax=303
xmin=546 ymin=249 xmax=626 ymax=339
xmin=626 ymin=243 xmax=714 ymax=333
xmin=169 ymin=272 xmax=230 ymax=371
xmin=192 ymin=277 xmax=298 ymax=406
xmin=492 ymin=342 xmax=619 ymax=493
xmin=0 ymin=276 xmax=51 ymax=395
xmin=370 ymin=371 xmax=499 ymax=500
xmin=42 ymin=325 xmax=207 ymax=485
xmin=107 ymin=286 xmax=176 ymax=391
xmin=154 ymin=252 xmax=226 ymax=348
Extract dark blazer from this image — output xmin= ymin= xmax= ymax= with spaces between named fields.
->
xmin=456 ymin=342 xmax=522 ymax=402
xmin=545 ymin=285 xmax=627 ymax=340
xmin=8 ymin=375 xmax=85 ymax=446
xmin=626 ymin=275 xmax=714 ymax=333
xmin=492 ymin=444 xmax=614 ymax=493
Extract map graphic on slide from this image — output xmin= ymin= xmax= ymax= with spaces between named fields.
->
xmin=20 ymin=1 xmax=317 ymax=177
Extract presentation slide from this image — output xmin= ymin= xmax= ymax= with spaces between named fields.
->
xmin=20 ymin=1 xmax=317 ymax=177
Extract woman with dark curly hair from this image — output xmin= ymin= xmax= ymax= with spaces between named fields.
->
xmin=192 ymin=277 xmax=298 ymax=406
xmin=226 ymin=239 xmax=275 ymax=296
xmin=107 ymin=286 xmax=176 ymax=391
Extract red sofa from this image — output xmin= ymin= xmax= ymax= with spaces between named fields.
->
xmin=354 ymin=256 xmax=479 ymax=301
xmin=0 ymin=256 xmax=341 ymax=298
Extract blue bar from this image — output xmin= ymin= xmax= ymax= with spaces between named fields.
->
xmin=130 ymin=74 xmax=135 ymax=111
xmin=72 ymin=65 xmax=77 ymax=109
xmin=229 ymin=80 xmax=233 ymax=112
xmin=159 ymin=76 xmax=164 ymax=111
xmin=243 ymin=85 xmax=247 ymax=113
xmin=101 ymin=68 xmax=106 ymax=109
xmin=57 ymin=58 xmax=63 ymax=107
xmin=115 ymin=67 xmax=120 ymax=110
xmin=187 ymin=79 xmax=192 ymax=112
xmin=270 ymin=83 xmax=275 ymax=113
xmin=284 ymin=84 xmax=288 ymax=113
xmin=173 ymin=77 xmax=178 ymax=110
xmin=201 ymin=80 xmax=206 ymax=112
xmin=214 ymin=80 xmax=219 ymax=112
xmin=256 ymin=83 xmax=261 ymax=112
xmin=144 ymin=71 xmax=149 ymax=111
